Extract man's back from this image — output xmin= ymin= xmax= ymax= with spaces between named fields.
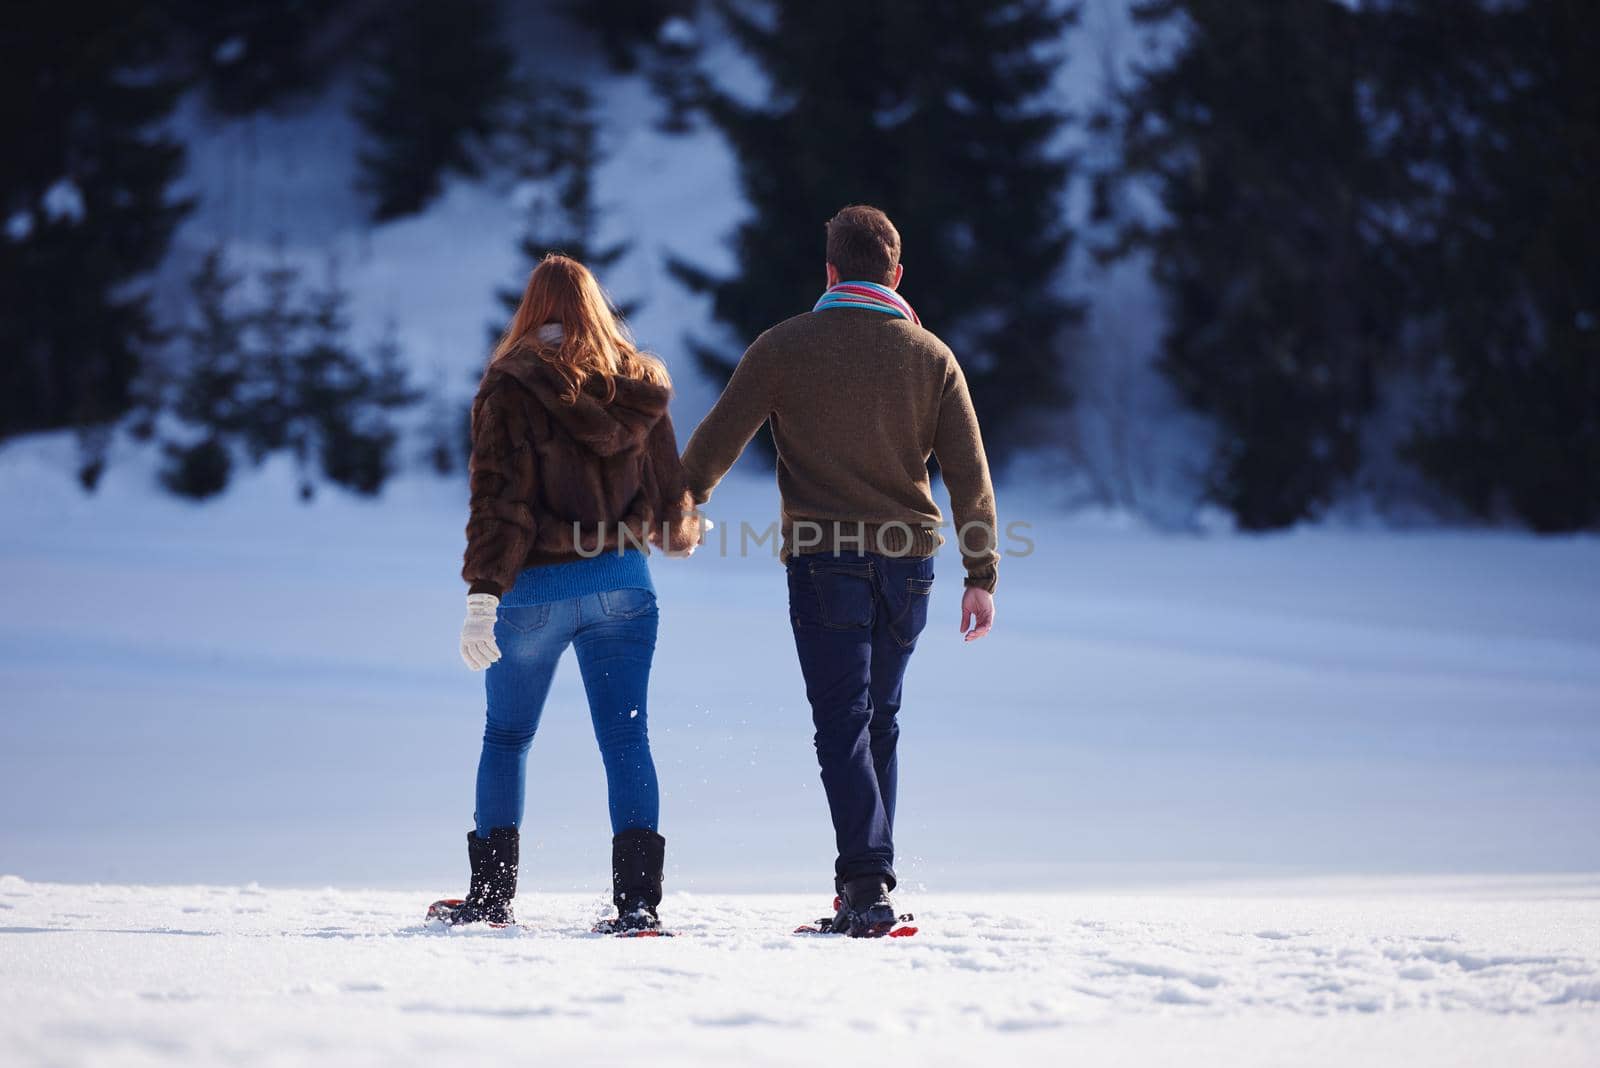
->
xmin=682 ymin=304 xmax=998 ymax=591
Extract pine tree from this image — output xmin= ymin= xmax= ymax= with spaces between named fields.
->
xmin=158 ymin=250 xmax=419 ymax=500
xmin=562 ymin=0 xmax=701 ymax=72
xmin=367 ymin=320 xmax=423 ymax=413
xmin=352 ymin=0 xmax=513 ymax=221
xmin=1109 ymin=0 xmax=1410 ymax=529
xmin=495 ymin=83 xmax=636 ymax=328
xmin=159 ymin=0 xmax=367 ymax=115
xmin=320 ymin=319 xmax=421 ymax=496
xmin=1370 ymin=0 xmax=1600 ymax=531
xmin=669 ymin=0 xmax=1083 ymax=466
xmin=159 ymin=248 xmax=250 ymax=499
xmin=1 ymin=5 xmax=190 ymax=447
xmin=245 ymin=257 xmax=308 ymax=468
xmin=173 ymin=250 xmax=250 ymax=433
xmin=290 ymin=273 xmax=356 ymax=499
xmin=561 ymin=0 xmax=704 ymax=132
xmin=291 ymin=267 xmax=416 ymax=498
xmin=421 ymin=368 xmax=468 ymax=476
xmin=160 ymin=435 xmax=234 ymax=500
xmin=157 ymin=249 xmax=304 ymax=498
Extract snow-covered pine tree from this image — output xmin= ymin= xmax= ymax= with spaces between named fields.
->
xmin=1371 ymin=0 xmax=1600 ymax=532
xmin=292 ymin=268 xmax=417 ymax=498
xmin=0 ymin=9 xmax=190 ymax=456
xmin=162 ymin=0 xmax=367 ymax=115
xmin=495 ymin=82 xmax=636 ymax=331
xmin=367 ymin=320 xmax=423 ymax=416
xmin=421 ymin=367 xmax=469 ymax=477
xmin=561 ymin=1 xmax=704 ymax=132
xmin=244 ymin=256 xmax=308 ymax=476
xmin=1109 ymin=0 xmax=1411 ymax=530
xmin=562 ymin=0 xmax=701 ymax=72
xmin=669 ymin=0 xmax=1083 ymax=466
xmin=353 ymin=0 xmax=513 ymax=221
xmin=158 ymin=249 xmax=251 ymax=499
xmin=320 ymin=319 xmax=421 ymax=496
xmin=159 ymin=250 xmax=417 ymax=501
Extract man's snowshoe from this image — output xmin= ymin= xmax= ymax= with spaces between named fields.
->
xmin=839 ymin=876 xmax=898 ymax=937
xmin=794 ymin=884 xmax=918 ymax=938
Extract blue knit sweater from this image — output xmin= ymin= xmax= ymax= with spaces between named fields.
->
xmin=497 ymin=549 xmax=654 ymax=606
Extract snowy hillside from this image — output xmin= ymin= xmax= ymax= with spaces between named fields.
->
xmin=145 ymin=0 xmax=1190 ymax=514
xmin=3 ymin=875 xmax=1597 ymax=1067
xmin=157 ymin=7 xmax=753 ymax=428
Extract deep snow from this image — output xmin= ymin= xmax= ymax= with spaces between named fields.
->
xmin=2 ymin=875 xmax=1597 ymax=1067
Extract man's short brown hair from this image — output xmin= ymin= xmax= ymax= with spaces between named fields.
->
xmin=825 ymin=205 xmax=901 ymax=284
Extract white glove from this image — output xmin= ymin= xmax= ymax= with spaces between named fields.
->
xmin=460 ymin=594 xmax=502 ymax=671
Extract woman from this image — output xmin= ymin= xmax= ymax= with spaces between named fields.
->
xmin=437 ymin=254 xmax=699 ymax=932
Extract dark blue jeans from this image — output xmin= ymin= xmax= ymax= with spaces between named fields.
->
xmin=475 ymin=588 xmax=660 ymax=837
xmin=787 ymin=552 xmax=934 ymax=888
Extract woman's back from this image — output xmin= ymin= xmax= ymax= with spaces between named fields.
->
xmin=462 ymin=264 xmax=696 ymax=598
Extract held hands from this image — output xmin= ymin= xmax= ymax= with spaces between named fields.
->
xmin=659 ymin=514 xmax=713 ymax=558
xmin=460 ymin=593 xmax=502 ymax=671
xmin=960 ymin=586 xmax=995 ymax=643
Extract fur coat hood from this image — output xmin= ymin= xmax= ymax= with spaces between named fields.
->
xmin=483 ymin=345 xmax=671 ymax=458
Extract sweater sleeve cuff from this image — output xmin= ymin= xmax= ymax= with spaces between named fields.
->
xmin=962 ymin=566 xmax=997 ymax=594
xmin=468 ymin=579 xmax=503 ymax=598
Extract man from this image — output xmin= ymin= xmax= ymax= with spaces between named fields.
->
xmin=682 ymin=204 xmax=999 ymax=937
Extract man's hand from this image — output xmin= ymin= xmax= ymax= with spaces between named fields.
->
xmin=960 ymin=586 xmax=995 ymax=642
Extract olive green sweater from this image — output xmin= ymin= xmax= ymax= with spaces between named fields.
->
xmin=681 ymin=307 xmax=1000 ymax=591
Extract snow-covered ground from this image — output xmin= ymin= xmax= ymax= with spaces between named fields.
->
xmin=2 ymin=874 xmax=1597 ymax=1066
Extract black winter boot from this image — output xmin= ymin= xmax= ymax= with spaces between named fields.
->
xmin=449 ymin=826 xmax=519 ymax=925
xmin=607 ymin=828 xmax=665 ymax=932
xmin=839 ymin=875 xmax=897 ymax=938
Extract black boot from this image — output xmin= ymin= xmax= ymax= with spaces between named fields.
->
xmin=448 ymin=826 xmax=519 ymax=925
xmin=839 ymin=874 xmax=896 ymax=938
xmin=607 ymin=828 xmax=665 ymax=932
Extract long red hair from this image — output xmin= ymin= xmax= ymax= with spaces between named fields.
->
xmin=491 ymin=254 xmax=669 ymax=403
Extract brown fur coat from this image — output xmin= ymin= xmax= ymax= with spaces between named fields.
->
xmin=462 ymin=346 xmax=698 ymax=596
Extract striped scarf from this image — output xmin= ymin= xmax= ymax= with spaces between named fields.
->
xmin=813 ymin=280 xmax=920 ymax=325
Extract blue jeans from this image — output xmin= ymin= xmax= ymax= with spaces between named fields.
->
xmin=475 ymin=588 xmax=660 ymax=837
xmin=787 ymin=552 xmax=934 ymax=888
